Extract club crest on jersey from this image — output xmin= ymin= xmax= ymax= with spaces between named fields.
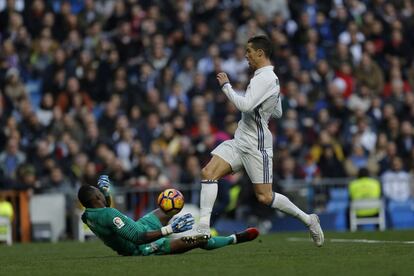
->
xmin=113 ymin=217 xmax=125 ymax=229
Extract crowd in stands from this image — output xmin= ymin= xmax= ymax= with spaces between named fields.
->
xmin=0 ymin=0 xmax=414 ymax=215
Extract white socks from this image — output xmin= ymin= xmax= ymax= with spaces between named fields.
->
xmin=271 ymin=193 xmax=311 ymax=226
xmin=229 ymin=234 xmax=237 ymax=244
xmin=199 ymin=180 xmax=218 ymax=226
xmin=200 ymin=182 xmax=310 ymax=227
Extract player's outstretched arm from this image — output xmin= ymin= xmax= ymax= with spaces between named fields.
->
xmin=113 ymin=212 xmax=195 ymax=245
xmin=160 ymin=213 xmax=194 ymax=235
xmin=136 ymin=213 xmax=195 ymax=244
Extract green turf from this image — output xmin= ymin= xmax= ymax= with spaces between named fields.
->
xmin=1 ymin=230 xmax=414 ymax=276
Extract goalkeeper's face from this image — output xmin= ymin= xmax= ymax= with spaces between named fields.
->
xmin=89 ymin=186 xmax=107 ymax=208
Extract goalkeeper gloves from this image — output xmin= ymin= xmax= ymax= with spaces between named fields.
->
xmin=161 ymin=213 xmax=194 ymax=236
xmin=97 ymin=175 xmax=111 ymax=197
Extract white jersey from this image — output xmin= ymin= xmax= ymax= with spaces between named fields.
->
xmin=222 ymin=65 xmax=282 ymax=152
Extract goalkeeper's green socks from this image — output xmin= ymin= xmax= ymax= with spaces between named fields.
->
xmin=203 ymin=236 xmax=234 ymax=250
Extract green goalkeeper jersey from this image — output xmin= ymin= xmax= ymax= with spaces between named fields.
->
xmin=82 ymin=207 xmax=148 ymax=256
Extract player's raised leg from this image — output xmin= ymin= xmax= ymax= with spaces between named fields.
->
xmin=198 ymin=154 xmax=233 ymax=236
xmin=254 ymin=184 xmax=324 ymax=247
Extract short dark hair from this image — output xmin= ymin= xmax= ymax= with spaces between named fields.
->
xmin=247 ymin=35 xmax=273 ymax=58
xmin=78 ymin=185 xmax=96 ymax=208
xmin=358 ymin=167 xmax=370 ymax=178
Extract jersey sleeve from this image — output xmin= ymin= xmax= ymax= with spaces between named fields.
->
xmin=273 ymin=86 xmax=282 ymax=118
xmin=105 ymin=208 xmax=147 ymax=244
xmin=222 ymin=74 xmax=277 ymax=112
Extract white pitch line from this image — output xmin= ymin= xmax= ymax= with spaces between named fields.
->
xmin=287 ymin=237 xmax=414 ymax=244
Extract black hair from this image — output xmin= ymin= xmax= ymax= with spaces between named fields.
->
xmin=247 ymin=35 xmax=273 ymax=58
xmin=78 ymin=185 xmax=97 ymax=208
xmin=358 ymin=167 xmax=369 ymax=178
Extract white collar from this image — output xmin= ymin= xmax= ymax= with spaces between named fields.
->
xmin=254 ymin=65 xmax=274 ymax=76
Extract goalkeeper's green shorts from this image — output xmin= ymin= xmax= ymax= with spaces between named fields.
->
xmin=139 ymin=237 xmax=171 ymax=256
xmin=134 ymin=213 xmax=172 ymax=256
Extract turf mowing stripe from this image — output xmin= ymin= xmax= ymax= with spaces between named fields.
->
xmin=287 ymin=237 xmax=414 ymax=244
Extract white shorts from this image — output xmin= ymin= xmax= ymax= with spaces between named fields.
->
xmin=211 ymin=139 xmax=273 ymax=184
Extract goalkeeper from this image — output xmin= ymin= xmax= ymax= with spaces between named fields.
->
xmin=78 ymin=175 xmax=259 ymax=256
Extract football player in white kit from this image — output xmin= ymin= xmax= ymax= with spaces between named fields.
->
xmin=197 ymin=35 xmax=324 ymax=247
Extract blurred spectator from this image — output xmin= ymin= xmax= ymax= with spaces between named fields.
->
xmin=347 ymin=85 xmax=371 ymax=113
xmin=176 ymin=55 xmax=196 ymax=94
xmin=15 ymin=163 xmax=40 ymax=192
xmin=0 ymin=138 xmax=26 ymax=179
xmin=138 ymin=112 xmax=162 ymax=151
xmin=354 ymin=53 xmax=384 ymax=94
xmin=43 ymin=166 xmax=72 ymax=191
xmin=381 ymin=156 xmax=412 ymax=202
xmin=179 ymin=155 xmax=201 ymax=203
xmin=310 ymin=130 xmax=344 ymax=163
xmin=318 ymin=144 xmax=346 ymax=178
xmin=397 ymin=121 xmax=414 ymax=162
xmin=136 ymin=162 xmax=170 ymax=189
xmin=250 ymin=0 xmax=290 ymax=20
xmin=197 ymin=44 xmax=219 ymax=76
xmin=36 ymin=92 xmax=54 ymax=127
xmin=276 ymin=155 xmax=305 ymax=189
xmin=56 ymin=77 xmax=93 ymax=113
xmin=355 ymin=117 xmax=377 ymax=153
xmin=344 ymin=144 xmax=379 ymax=177
xmin=3 ymin=67 xmax=27 ymax=109
xmin=28 ymin=138 xmax=52 ymax=177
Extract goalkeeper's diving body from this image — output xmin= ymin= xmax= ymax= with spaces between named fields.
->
xmin=197 ymin=35 xmax=324 ymax=246
xmin=78 ymin=175 xmax=259 ymax=256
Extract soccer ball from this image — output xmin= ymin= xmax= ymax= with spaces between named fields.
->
xmin=157 ymin=189 xmax=185 ymax=215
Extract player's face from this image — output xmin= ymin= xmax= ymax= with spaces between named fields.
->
xmin=91 ymin=186 xmax=107 ymax=206
xmin=245 ymin=42 xmax=260 ymax=70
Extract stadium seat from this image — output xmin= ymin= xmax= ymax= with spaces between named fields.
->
xmin=0 ymin=216 xmax=12 ymax=245
xmin=326 ymin=188 xmax=349 ymax=231
xmin=329 ymin=188 xmax=349 ymax=201
xmin=326 ymin=200 xmax=348 ymax=213
xmin=333 ymin=210 xmax=348 ymax=231
xmin=349 ymin=199 xmax=386 ymax=232
xmin=29 ymin=194 xmax=66 ymax=242
xmin=387 ymin=200 xmax=414 ymax=229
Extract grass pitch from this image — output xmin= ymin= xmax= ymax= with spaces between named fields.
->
xmin=1 ymin=230 xmax=414 ymax=276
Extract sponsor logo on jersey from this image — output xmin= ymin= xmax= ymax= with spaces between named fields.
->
xmin=113 ymin=217 xmax=125 ymax=229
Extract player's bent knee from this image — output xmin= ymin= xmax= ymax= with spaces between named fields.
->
xmin=201 ymin=166 xmax=216 ymax=180
xmin=256 ymin=193 xmax=273 ymax=206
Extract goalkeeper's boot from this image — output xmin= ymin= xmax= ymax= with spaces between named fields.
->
xmin=234 ymin=227 xmax=259 ymax=244
xmin=195 ymin=223 xmax=211 ymax=238
xmin=181 ymin=234 xmax=210 ymax=245
xmin=308 ymin=214 xmax=324 ymax=247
